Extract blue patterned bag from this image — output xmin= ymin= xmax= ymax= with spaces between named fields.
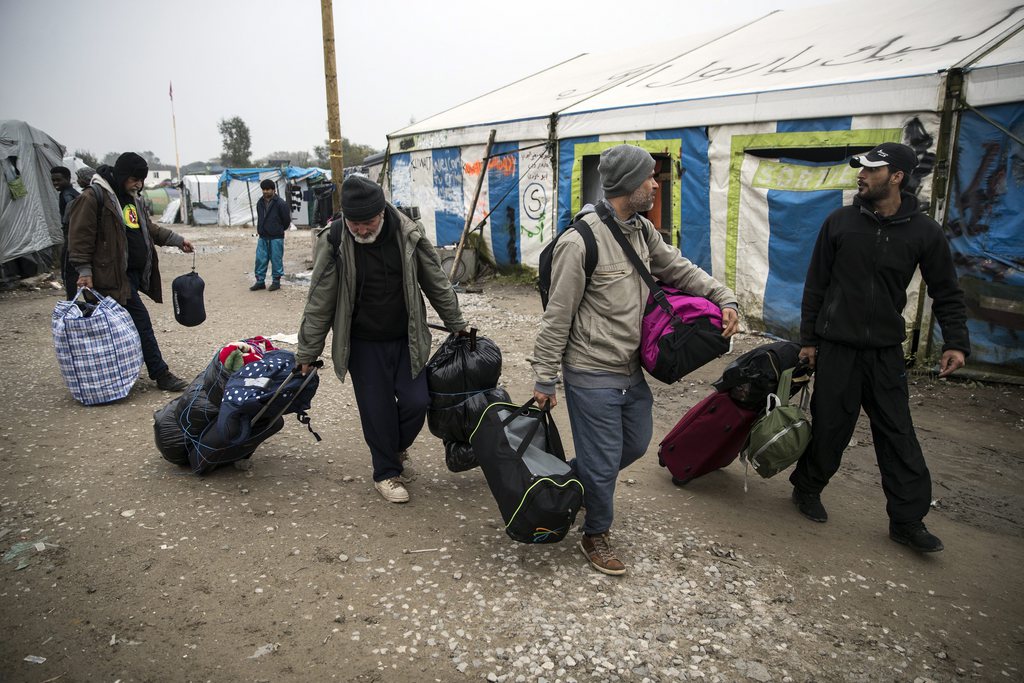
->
xmin=52 ymin=288 xmax=142 ymax=405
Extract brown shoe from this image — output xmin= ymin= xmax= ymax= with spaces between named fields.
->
xmin=579 ymin=532 xmax=626 ymax=576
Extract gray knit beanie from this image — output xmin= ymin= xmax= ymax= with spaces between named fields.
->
xmin=76 ymin=166 xmax=96 ymax=187
xmin=599 ymin=145 xmax=656 ymax=198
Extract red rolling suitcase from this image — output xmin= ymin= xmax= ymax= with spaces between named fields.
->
xmin=658 ymin=391 xmax=759 ymax=485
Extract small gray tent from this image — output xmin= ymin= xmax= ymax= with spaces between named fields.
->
xmin=0 ymin=120 xmax=64 ymax=275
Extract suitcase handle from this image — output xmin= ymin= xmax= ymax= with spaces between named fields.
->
xmin=249 ymin=360 xmax=322 ymax=427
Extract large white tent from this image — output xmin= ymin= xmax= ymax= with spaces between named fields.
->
xmin=217 ymin=167 xmax=330 ymax=227
xmin=383 ymin=0 xmax=1024 ymax=376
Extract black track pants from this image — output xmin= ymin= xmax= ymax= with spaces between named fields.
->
xmin=790 ymin=341 xmax=932 ymax=524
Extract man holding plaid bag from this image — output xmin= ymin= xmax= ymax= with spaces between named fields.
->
xmin=68 ymin=152 xmax=194 ymax=392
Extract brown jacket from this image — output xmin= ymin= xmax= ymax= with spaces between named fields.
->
xmin=68 ymin=176 xmax=184 ymax=305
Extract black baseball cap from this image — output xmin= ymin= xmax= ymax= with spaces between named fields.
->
xmin=850 ymin=142 xmax=918 ymax=175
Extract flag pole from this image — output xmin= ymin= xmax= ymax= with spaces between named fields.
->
xmin=169 ymin=81 xmax=182 ymax=182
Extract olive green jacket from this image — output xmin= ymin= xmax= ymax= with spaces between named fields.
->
xmin=296 ymin=204 xmax=467 ymax=381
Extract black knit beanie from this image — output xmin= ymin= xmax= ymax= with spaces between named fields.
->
xmin=341 ymin=175 xmax=385 ymax=221
xmin=113 ymin=152 xmax=149 ymax=186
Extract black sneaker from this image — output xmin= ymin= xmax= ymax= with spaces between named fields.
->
xmin=792 ymin=488 xmax=828 ymax=523
xmin=889 ymin=521 xmax=944 ymax=552
xmin=249 ymin=281 xmax=266 ymax=291
xmin=268 ymin=281 xmax=281 ymax=291
xmin=156 ymin=371 xmax=188 ymax=392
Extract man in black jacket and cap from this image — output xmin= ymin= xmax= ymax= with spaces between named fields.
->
xmin=791 ymin=142 xmax=970 ymax=553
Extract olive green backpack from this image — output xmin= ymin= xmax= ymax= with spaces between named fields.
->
xmin=740 ymin=367 xmax=811 ymax=482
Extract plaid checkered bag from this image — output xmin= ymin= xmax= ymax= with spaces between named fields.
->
xmin=52 ymin=288 xmax=143 ymax=405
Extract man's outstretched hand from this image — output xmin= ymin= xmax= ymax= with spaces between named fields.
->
xmin=938 ymin=349 xmax=966 ymax=378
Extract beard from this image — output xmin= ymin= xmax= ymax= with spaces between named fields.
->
xmin=348 ymin=221 xmax=383 ymax=244
xmin=350 ymin=229 xmax=381 ymax=244
xmin=857 ymin=182 xmax=889 ymax=203
xmin=625 ymin=185 xmax=656 ymax=214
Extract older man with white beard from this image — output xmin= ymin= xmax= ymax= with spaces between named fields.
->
xmin=529 ymin=144 xmax=739 ymax=575
xmin=297 ymin=175 xmax=469 ymax=504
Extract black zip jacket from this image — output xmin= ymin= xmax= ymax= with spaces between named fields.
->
xmin=257 ymin=195 xmax=291 ymax=238
xmin=800 ymin=192 xmax=970 ymax=355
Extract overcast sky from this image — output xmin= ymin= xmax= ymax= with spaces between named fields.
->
xmin=2 ymin=0 xmax=828 ymax=167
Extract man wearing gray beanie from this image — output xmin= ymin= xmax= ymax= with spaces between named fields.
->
xmin=530 ymin=144 xmax=739 ymax=575
xmin=296 ymin=175 xmax=470 ymax=504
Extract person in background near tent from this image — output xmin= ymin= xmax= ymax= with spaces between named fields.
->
xmin=51 ymin=166 xmax=80 ymax=299
xmin=249 ymin=179 xmax=290 ymax=292
xmin=51 ymin=166 xmax=79 ymax=218
xmin=68 ymin=152 xmax=194 ymax=392
xmin=791 ymin=142 xmax=970 ymax=553
xmin=529 ymin=144 xmax=739 ymax=576
xmin=296 ymin=176 xmax=470 ymax=504
xmin=76 ymin=166 xmax=96 ymax=193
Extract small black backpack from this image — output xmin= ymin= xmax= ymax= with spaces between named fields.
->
xmin=537 ymin=219 xmax=597 ymax=309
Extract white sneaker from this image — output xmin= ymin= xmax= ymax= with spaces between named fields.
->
xmin=374 ymin=477 xmax=410 ymax=504
xmin=397 ymin=450 xmax=418 ymax=483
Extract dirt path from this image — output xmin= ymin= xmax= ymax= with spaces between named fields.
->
xmin=1 ymin=226 xmax=1022 ymax=682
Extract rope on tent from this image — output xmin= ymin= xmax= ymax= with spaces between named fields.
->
xmin=959 ymin=101 xmax=1024 ymax=146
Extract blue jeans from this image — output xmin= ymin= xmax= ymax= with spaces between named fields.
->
xmin=254 ymin=237 xmax=284 ymax=283
xmin=564 ymin=380 xmax=653 ymax=535
xmin=124 ymin=270 xmax=168 ymax=380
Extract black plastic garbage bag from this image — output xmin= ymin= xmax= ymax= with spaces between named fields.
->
xmin=153 ymin=353 xmax=231 ymax=465
xmin=426 ymin=330 xmax=502 ymax=411
xmin=429 ymin=386 xmax=511 ymax=444
xmin=444 ymin=440 xmax=478 ymax=473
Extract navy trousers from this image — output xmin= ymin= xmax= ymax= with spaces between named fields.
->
xmin=564 ymin=380 xmax=654 ymax=535
xmin=347 ymin=337 xmax=429 ymax=482
xmin=124 ymin=270 xmax=168 ymax=380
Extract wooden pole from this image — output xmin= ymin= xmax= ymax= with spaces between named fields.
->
xmin=320 ymin=0 xmax=344 ymax=208
xmin=449 ymin=129 xmax=496 ymax=280
xmin=169 ymin=81 xmax=182 ymax=182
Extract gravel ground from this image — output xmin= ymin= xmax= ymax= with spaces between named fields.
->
xmin=1 ymin=226 xmax=1022 ymax=682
